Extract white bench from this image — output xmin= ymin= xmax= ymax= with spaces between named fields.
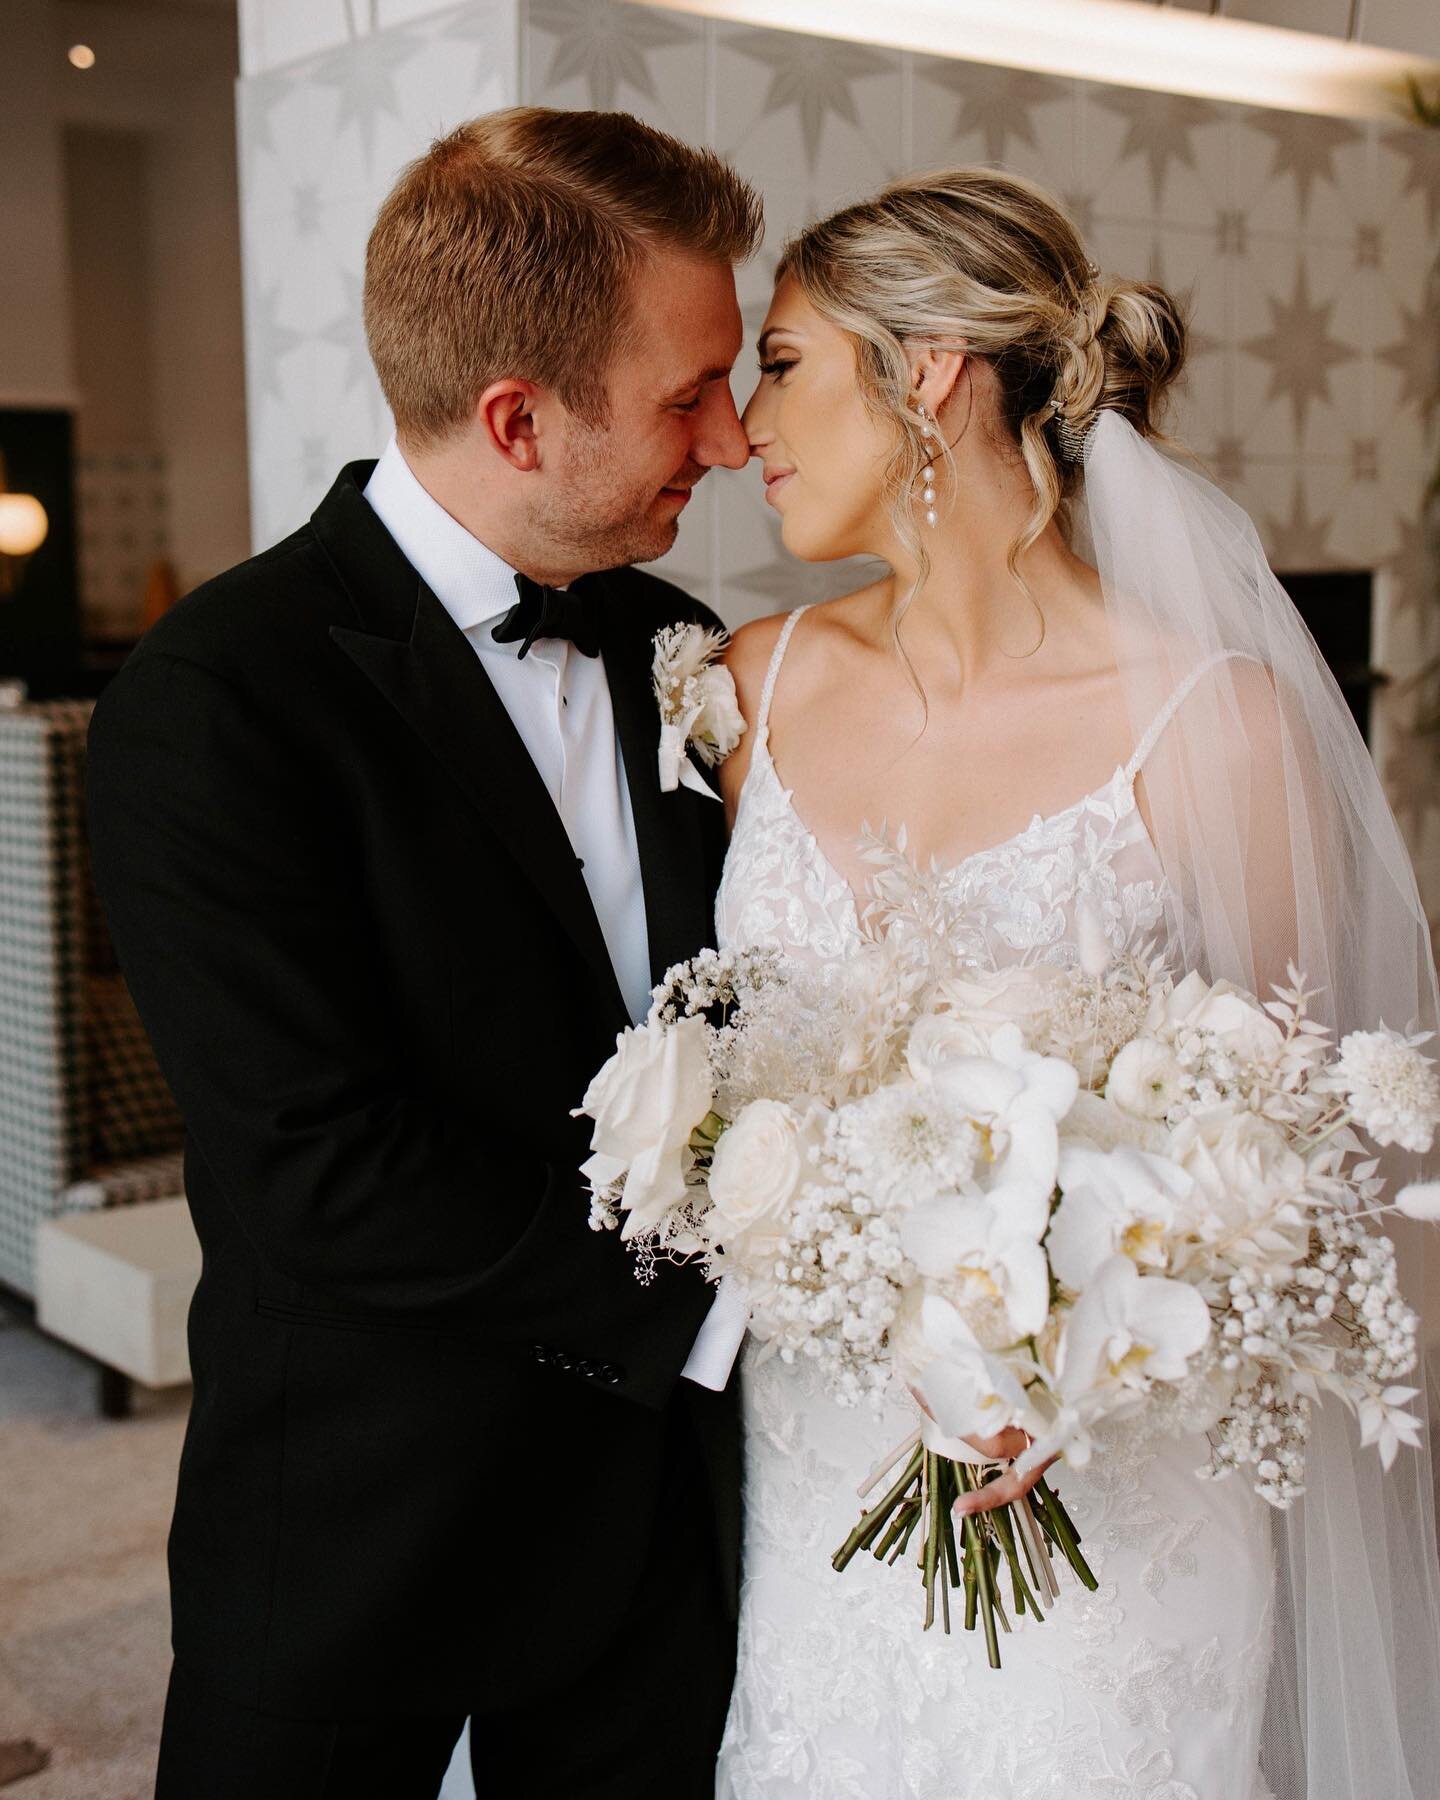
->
xmin=34 ymin=1197 xmax=199 ymax=1414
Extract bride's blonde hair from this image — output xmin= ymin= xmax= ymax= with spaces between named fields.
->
xmin=777 ymin=167 xmax=1188 ymax=599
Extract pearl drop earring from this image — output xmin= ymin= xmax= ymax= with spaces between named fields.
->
xmin=918 ymin=403 xmax=938 ymax=527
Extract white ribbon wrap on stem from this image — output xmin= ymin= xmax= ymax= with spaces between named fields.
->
xmin=657 ymin=721 xmax=721 ymax=802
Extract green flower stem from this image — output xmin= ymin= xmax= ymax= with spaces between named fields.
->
xmin=832 ymin=1445 xmax=921 ymax=1573
xmin=873 ymin=1497 xmax=919 ymax=1564
xmin=891 ymin=1502 xmax=924 ymax=1565
xmin=1033 ymin=1476 xmax=1098 ymax=1591
xmin=963 ymin=1506 xmax=1002 ymax=1669
xmin=923 ymin=1454 xmax=941 ymax=1632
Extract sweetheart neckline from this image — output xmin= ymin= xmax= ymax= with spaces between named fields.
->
xmin=745 ymin=727 xmax=1146 ymax=926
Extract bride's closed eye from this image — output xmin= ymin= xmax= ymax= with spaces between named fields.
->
xmin=758 ymin=358 xmax=797 ymax=381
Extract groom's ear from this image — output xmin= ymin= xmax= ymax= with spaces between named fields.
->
xmin=476 ymin=379 xmax=545 ymax=473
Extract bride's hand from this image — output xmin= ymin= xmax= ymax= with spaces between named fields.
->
xmin=908 ymin=1387 xmax=1057 ymax=1518
xmin=952 ymin=1429 xmax=1058 ymax=1519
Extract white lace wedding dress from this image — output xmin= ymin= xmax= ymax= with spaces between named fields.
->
xmin=712 ymin=606 xmax=1276 ymax=1800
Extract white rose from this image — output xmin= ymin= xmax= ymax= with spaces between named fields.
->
xmin=692 ymin=665 xmax=746 ymax=763
xmin=1107 ymin=1039 xmax=1185 ymax=1120
xmin=707 ymin=1099 xmax=816 ymax=1242
xmin=578 ymin=1016 xmax=714 ymax=1237
xmin=1148 ymin=973 xmax=1281 ymax=1062
xmin=934 ymin=964 xmax=1062 ymax=1034
xmin=905 ymin=1012 xmax=992 ymax=1081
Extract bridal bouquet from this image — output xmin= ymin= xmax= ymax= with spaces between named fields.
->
xmin=577 ymin=847 xmax=1440 ymax=1665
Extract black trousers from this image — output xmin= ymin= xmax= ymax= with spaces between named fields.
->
xmin=154 ymin=1402 xmax=735 ymax=1800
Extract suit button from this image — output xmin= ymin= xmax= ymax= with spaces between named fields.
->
xmin=532 ymin=1343 xmax=550 ymax=1364
xmin=556 ymin=1352 xmax=576 ymax=1372
xmin=601 ymin=1364 xmax=623 ymax=1385
xmin=578 ymin=1359 xmax=599 ymax=1379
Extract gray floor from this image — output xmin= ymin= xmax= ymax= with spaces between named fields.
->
xmin=0 ymin=1302 xmax=475 ymax=1799
xmin=0 ymin=1301 xmax=183 ymax=1798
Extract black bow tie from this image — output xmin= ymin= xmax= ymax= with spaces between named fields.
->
xmin=491 ymin=572 xmax=602 ymax=660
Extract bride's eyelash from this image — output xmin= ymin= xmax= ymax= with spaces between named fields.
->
xmin=759 ymin=358 xmax=797 ymax=380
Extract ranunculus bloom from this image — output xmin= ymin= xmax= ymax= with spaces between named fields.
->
xmin=1106 ymin=1038 xmax=1185 ymax=1120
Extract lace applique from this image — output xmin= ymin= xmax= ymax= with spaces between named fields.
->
xmin=715 ymin=740 xmax=1169 ymax=975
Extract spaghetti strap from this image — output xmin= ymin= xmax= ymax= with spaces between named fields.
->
xmin=1125 ymin=648 xmax=1264 ymax=781
xmin=756 ymin=606 xmax=810 ymax=740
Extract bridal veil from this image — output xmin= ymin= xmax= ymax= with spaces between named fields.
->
xmin=1074 ymin=409 xmax=1440 ymax=1799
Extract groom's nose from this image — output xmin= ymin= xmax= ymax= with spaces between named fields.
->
xmin=692 ymin=382 xmax=751 ymax=471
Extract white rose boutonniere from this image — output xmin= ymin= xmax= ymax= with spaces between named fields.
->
xmin=652 ymin=622 xmax=746 ymax=801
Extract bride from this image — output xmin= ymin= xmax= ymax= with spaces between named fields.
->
xmin=710 ymin=167 xmax=1440 ymax=1799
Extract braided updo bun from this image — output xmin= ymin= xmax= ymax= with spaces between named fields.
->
xmin=1050 ymin=276 xmax=1188 ymax=453
xmin=777 ymin=166 xmax=1188 ymax=586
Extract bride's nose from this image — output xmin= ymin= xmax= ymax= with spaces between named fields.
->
xmin=741 ymin=393 xmax=771 ymax=459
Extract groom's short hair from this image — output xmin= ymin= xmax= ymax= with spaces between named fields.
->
xmin=364 ymin=107 xmax=762 ymax=448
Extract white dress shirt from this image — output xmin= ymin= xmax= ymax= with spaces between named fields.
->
xmin=363 ymin=437 xmax=652 ymax=1024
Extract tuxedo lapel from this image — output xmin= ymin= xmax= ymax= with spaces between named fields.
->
xmin=314 ymin=466 xmax=628 ymax=1027
xmin=597 ymin=575 xmax=717 ymax=988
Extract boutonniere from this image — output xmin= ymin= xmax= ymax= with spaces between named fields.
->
xmin=652 ymin=623 xmax=746 ymax=802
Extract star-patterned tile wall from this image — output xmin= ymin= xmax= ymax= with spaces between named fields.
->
xmin=236 ymin=0 xmax=1440 ymax=909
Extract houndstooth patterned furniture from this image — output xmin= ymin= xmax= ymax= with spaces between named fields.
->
xmin=0 ymin=700 xmax=183 ymax=1297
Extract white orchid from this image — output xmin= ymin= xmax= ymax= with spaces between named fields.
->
xmin=1047 ymin=1144 xmax=1193 ymax=1291
xmin=1057 ymin=1254 xmax=1211 ymax=1407
xmin=908 ymin=1294 xmax=1035 ymax=1443
xmin=932 ymin=1021 xmax=1079 ymax=1200
xmin=902 ymin=1190 xmax=1051 ymax=1340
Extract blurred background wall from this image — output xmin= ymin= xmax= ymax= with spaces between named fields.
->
xmin=231 ymin=0 xmax=1440 ymax=931
xmin=0 ymin=0 xmax=249 ymax=667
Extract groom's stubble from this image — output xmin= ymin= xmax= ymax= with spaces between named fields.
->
xmin=527 ymin=418 xmax=703 ymax=576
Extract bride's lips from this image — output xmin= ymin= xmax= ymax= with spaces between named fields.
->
xmin=764 ymin=467 xmax=796 ymax=506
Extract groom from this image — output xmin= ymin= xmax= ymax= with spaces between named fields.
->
xmin=86 ymin=108 xmax=761 ymax=1798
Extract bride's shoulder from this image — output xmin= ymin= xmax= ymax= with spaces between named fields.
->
xmin=723 ymin=610 xmax=791 ymax=716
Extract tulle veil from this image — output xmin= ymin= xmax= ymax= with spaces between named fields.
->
xmin=1072 ymin=409 xmax=1440 ymax=1799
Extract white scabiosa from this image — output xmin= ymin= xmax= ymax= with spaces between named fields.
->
xmin=1333 ymin=1027 xmax=1440 ymax=1154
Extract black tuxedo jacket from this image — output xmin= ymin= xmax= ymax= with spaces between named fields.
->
xmin=85 ymin=464 xmax=737 ymax=1719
